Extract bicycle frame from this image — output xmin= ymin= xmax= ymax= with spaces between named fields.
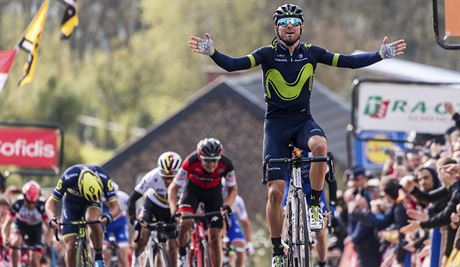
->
xmin=53 ymin=220 xmax=102 ymax=267
xmin=263 ymin=149 xmax=332 ymax=267
xmin=182 ymin=211 xmax=223 ymax=267
xmin=144 ymin=221 xmax=176 ymax=267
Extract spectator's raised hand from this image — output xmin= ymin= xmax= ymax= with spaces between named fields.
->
xmin=444 ymin=102 xmax=455 ymax=115
xmin=355 ymin=194 xmax=369 ymax=210
xmin=400 ymin=220 xmax=421 ymax=234
xmin=403 ymin=242 xmax=416 ymax=253
xmin=407 ymin=209 xmax=429 ymax=222
xmin=441 ymin=163 xmax=460 ymax=177
xmin=400 ymin=175 xmax=416 ymax=192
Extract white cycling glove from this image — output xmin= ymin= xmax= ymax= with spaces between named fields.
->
xmin=245 ymin=241 xmax=254 ymax=255
xmin=379 ymin=42 xmax=397 ymax=59
xmin=197 ymin=37 xmax=215 ymax=56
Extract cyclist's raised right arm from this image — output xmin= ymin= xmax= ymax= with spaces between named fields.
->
xmin=210 ymin=51 xmax=259 ymax=72
xmin=188 ymin=33 xmax=266 ymax=72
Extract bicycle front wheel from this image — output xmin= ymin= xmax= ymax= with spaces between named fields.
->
xmin=146 ymin=244 xmax=171 ymax=267
xmin=288 ymin=190 xmax=312 ymax=267
xmin=76 ymin=239 xmax=93 ymax=267
xmin=201 ymin=241 xmax=213 ymax=267
xmin=298 ymin=190 xmax=313 ymax=267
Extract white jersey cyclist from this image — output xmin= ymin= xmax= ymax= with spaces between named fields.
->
xmin=134 ymin=167 xmax=182 ymax=209
xmin=128 ymin=151 xmax=183 ymax=267
xmin=232 ymin=195 xmax=248 ymax=221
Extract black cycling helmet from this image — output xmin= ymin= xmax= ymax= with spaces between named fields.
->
xmin=196 ymin=138 xmax=223 ymax=158
xmin=273 ymin=3 xmax=304 ymax=24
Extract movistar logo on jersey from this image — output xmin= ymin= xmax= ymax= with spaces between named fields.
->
xmin=265 ymin=64 xmax=313 ymax=101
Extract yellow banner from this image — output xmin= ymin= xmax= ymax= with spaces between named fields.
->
xmin=17 ymin=0 xmax=49 ymax=86
xmin=60 ymin=0 xmax=79 ymax=39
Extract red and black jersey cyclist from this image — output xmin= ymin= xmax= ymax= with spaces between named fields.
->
xmin=188 ymin=3 xmax=406 ymax=266
xmin=1 ymin=181 xmax=49 ymax=267
xmin=168 ymin=138 xmax=238 ymax=267
xmin=45 ymin=165 xmax=121 ymax=267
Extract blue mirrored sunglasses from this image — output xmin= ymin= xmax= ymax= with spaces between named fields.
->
xmin=277 ymin=17 xmax=302 ymax=27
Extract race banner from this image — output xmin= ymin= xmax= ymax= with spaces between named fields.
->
xmin=354 ymin=130 xmax=406 ymax=170
xmin=357 ymin=81 xmax=460 ymax=134
xmin=0 ymin=127 xmax=59 ymax=169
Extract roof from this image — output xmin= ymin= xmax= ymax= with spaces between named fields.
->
xmin=354 ymin=50 xmax=460 ymax=83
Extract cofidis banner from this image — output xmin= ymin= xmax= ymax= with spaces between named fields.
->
xmin=0 ymin=127 xmax=58 ymax=169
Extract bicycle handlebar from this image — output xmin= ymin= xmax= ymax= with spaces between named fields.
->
xmin=52 ymin=220 xmax=102 ymax=242
xmin=144 ymin=221 xmax=177 ymax=232
xmin=262 ymin=154 xmax=332 ymax=184
xmin=180 ymin=211 xmax=225 ymax=221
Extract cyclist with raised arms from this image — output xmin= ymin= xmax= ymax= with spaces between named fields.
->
xmin=45 ymin=165 xmax=120 ymax=267
xmin=128 ymin=151 xmax=182 ymax=267
xmin=168 ymin=138 xmax=238 ymax=267
xmin=188 ymin=3 xmax=406 ymax=266
xmin=2 ymin=181 xmax=49 ymax=267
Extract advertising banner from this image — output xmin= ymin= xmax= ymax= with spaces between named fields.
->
xmin=354 ymin=131 xmax=406 ymax=170
xmin=357 ymin=82 xmax=460 ymax=134
xmin=0 ymin=127 xmax=59 ymax=169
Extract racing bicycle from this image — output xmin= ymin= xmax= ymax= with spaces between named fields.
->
xmin=263 ymin=146 xmax=333 ymax=267
xmin=181 ymin=207 xmax=227 ymax=267
xmin=53 ymin=220 xmax=102 ymax=267
xmin=137 ymin=220 xmax=177 ymax=267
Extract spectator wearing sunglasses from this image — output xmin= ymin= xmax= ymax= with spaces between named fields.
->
xmin=187 ymin=4 xmax=406 ymax=267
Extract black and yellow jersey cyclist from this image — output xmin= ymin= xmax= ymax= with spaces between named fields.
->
xmin=188 ymin=3 xmax=406 ymax=267
xmin=45 ymin=165 xmax=121 ymax=267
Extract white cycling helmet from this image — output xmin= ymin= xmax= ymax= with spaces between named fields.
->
xmin=157 ymin=151 xmax=182 ymax=177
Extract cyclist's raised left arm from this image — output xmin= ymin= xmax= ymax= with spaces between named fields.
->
xmin=315 ymin=36 xmax=406 ymax=69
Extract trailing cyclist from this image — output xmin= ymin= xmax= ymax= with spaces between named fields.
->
xmin=168 ymin=138 xmax=238 ymax=267
xmin=103 ymin=182 xmax=130 ymax=267
xmin=128 ymin=151 xmax=183 ymax=267
xmin=1 ymin=181 xmax=49 ymax=267
xmin=222 ymin=182 xmax=254 ymax=267
xmin=188 ymin=3 xmax=406 ymax=266
xmin=45 ymin=164 xmax=121 ymax=267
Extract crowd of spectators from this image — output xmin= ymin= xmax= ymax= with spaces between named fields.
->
xmin=330 ymin=102 xmax=460 ymax=267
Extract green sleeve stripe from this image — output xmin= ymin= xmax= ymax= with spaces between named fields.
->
xmin=332 ymin=53 xmax=340 ymax=67
xmin=248 ymin=55 xmax=256 ymax=68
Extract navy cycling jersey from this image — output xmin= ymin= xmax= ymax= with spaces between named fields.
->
xmin=51 ymin=164 xmax=117 ymax=204
xmin=210 ymin=42 xmax=382 ymax=118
